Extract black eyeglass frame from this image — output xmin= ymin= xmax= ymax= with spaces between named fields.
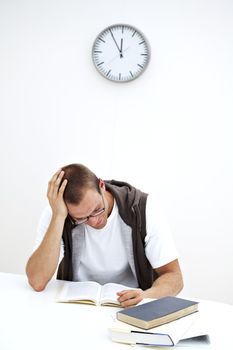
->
xmin=69 ymin=192 xmax=105 ymax=226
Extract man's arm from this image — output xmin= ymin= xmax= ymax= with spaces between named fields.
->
xmin=144 ymin=259 xmax=183 ymax=298
xmin=26 ymin=170 xmax=68 ymax=291
xmin=117 ymin=259 xmax=183 ymax=307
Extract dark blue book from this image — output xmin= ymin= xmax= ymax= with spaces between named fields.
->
xmin=117 ymin=296 xmax=199 ymax=330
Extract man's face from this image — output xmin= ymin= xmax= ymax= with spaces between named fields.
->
xmin=66 ymin=188 xmax=108 ymax=229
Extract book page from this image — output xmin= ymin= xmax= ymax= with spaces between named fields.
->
xmin=109 ymin=313 xmax=197 ymax=346
xmin=57 ymin=281 xmax=101 ymax=305
xmin=100 ymin=283 xmax=133 ymax=306
xmin=177 ymin=312 xmax=210 ymax=346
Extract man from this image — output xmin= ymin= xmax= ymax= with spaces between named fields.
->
xmin=26 ymin=163 xmax=183 ymax=307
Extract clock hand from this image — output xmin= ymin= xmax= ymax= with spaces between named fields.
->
xmin=120 ymin=38 xmax=123 ymax=58
xmin=110 ymin=29 xmax=122 ymax=56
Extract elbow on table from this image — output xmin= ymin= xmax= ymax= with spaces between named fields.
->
xmin=26 ymin=271 xmax=48 ymax=292
xmin=31 ymin=282 xmax=46 ymax=292
xmin=25 ymin=261 xmax=50 ymax=292
xmin=28 ymin=277 xmax=48 ymax=292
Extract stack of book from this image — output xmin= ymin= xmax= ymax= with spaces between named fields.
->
xmin=109 ymin=296 xmax=210 ymax=347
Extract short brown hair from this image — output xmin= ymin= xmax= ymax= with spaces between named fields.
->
xmin=62 ymin=163 xmax=100 ymax=204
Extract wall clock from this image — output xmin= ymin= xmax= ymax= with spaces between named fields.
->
xmin=92 ymin=24 xmax=150 ymax=83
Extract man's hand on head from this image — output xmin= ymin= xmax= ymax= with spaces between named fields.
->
xmin=47 ymin=169 xmax=68 ymax=219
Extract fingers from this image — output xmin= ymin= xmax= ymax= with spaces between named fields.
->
xmin=58 ymin=178 xmax=67 ymax=197
xmin=47 ymin=170 xmax=65 ymax=199
xmin=117 ymin=289 xmax=144 ymax=308
xmin=47 ymin=169 xmax=68 ymax=218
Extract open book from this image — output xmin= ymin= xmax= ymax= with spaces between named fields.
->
xmin=56 ymin=281 xmax=133 ymax=306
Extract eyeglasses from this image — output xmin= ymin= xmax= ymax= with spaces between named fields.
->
xmin=69 ymin=193 xmax=105 ymax=226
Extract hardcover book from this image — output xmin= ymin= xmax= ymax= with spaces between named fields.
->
xmin=117 ymin=296 xmax=199 ymax=329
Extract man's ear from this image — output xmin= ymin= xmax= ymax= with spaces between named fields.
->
xmin=99 ymin=178 xmax=105 ymax=190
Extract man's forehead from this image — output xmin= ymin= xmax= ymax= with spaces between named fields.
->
xmin=67 ymin=189 xmax=101 ymax=217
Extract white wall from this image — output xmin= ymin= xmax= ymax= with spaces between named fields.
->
xmin=0 ymin=0 xmax=233 ymax=304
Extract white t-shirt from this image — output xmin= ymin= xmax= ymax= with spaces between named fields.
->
xmin=34 ymin=195 xmax=179 ymax=286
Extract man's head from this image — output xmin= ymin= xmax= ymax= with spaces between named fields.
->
xmin=62 ymin=163 xmax=100 ymax=205
xmin=62 ymin=163 xmax=109 ymax=229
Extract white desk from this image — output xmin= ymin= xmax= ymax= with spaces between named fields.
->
xmin=0 ymin=272 xmax=232 ymax=350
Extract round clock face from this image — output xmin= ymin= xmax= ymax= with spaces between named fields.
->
xmin=92 ymin=24 xmax=150 ymax=82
